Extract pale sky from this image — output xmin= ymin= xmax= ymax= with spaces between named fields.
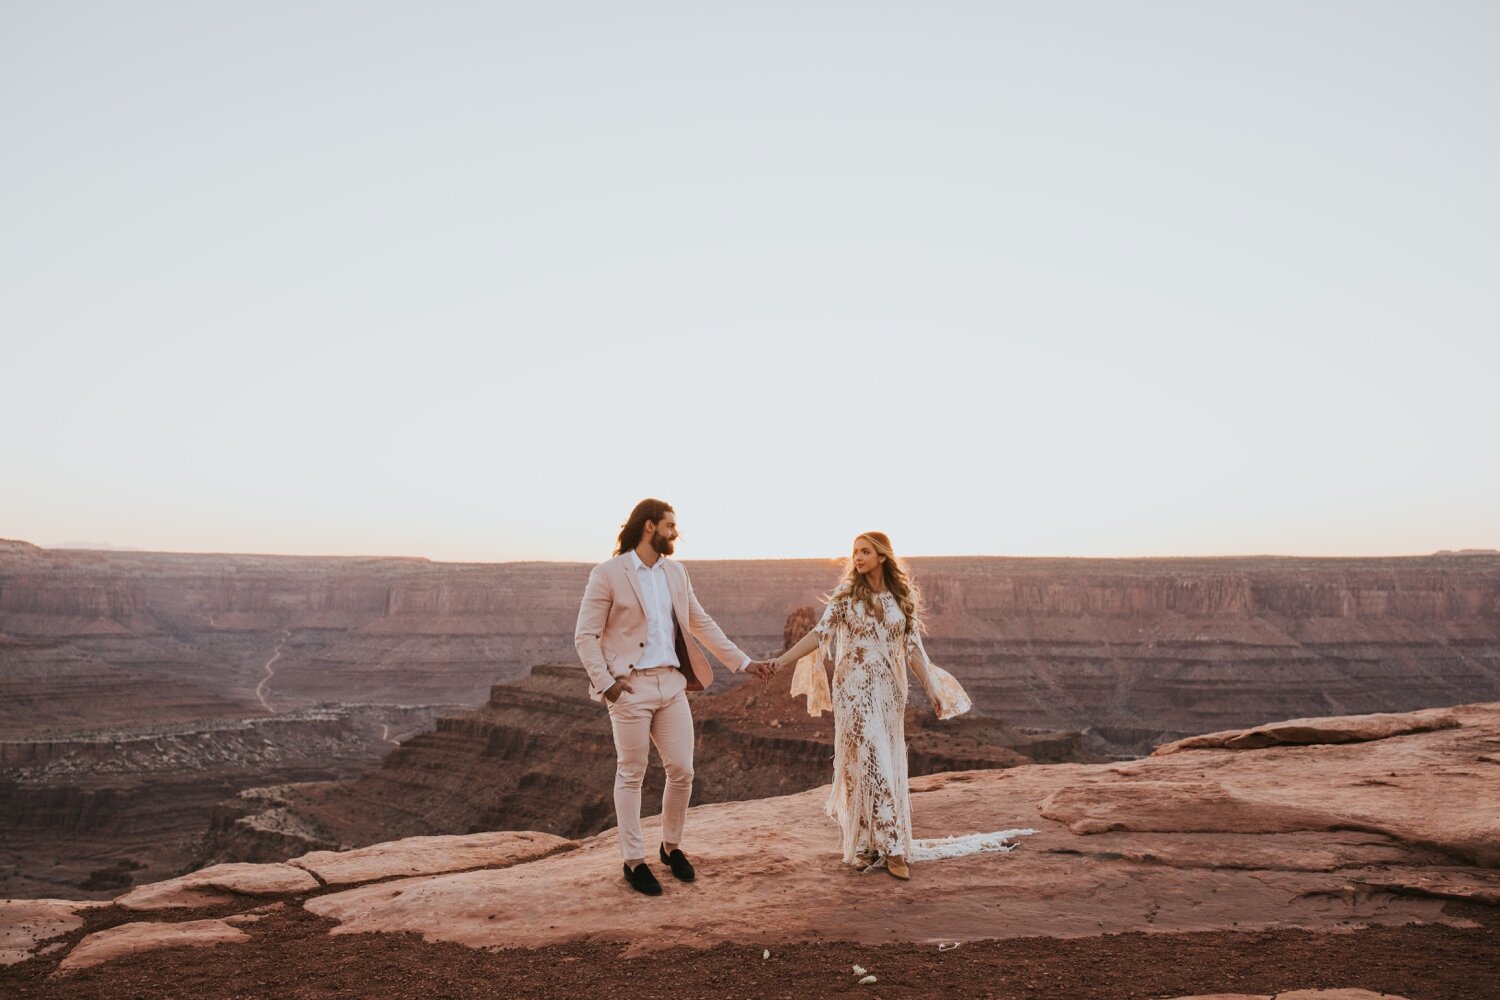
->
xmin=3 ymin=2 xmax=1496 ymax=563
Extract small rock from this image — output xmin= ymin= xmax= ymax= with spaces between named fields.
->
xmin=859 ymin=975 xmax=877 ymax=985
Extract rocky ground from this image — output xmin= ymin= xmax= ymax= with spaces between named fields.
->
xmin=4 ymin=907 xmax=1491 ymax=999
xmin=3 ymin=701 xmax=1496 ymax=998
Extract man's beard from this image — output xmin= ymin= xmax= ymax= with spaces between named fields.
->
xmin=652 ymin=534 xmax=675 ymax=556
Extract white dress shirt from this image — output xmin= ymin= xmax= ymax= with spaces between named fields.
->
xmin=629 ymin=549 xmax=680 ymax=669
xmin=625 ymin=550 xmax=751 ymax=675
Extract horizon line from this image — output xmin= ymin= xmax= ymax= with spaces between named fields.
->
xmin=11 ymin=539 xmax=1500 ymax=565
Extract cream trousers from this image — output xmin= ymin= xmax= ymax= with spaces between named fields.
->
xmin=606 ymin=667 xmax=694 ymax=861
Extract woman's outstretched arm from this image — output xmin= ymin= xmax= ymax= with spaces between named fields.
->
xmin=775 ymin=630 xmax=820 ymax=672
xmin=774 ymin=593 xmax=845 ymax=675
xmin=905 ymin=626 xmax=935 ymax=689
xmin=906 ymin=625 xmax=972 ymax=719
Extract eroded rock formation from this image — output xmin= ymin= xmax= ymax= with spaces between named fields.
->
xmin=4 ymin=542 xmax=1498 ymax=905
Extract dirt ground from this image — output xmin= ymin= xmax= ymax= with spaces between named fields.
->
xmin=3 ymin=900 xmax=1496 ymax=1000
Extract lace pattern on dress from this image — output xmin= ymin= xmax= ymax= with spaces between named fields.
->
xmin=789 ymin=596 xmax=972 ymax=720
xmin=789 ymin=589 xmax=1034 ymax=864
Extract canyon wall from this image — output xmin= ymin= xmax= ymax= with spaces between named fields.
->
xmin=5 ymin=545 xmax=1496 ymax=752
xmin=201 ymin=662 xmax=1083 ymax=863
xmin=4 ymin=541 xmax=1499 ymax=896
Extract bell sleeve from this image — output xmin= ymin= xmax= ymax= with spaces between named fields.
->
xmin=905 ymin=621 xmax=971 ymax=720
xmin=790 ymin=595 xmax=843 ymax=717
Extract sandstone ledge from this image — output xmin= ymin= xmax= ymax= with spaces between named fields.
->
xmin=114 ymin=863 xmax=321 ymax=911
xmin=303 ymin=702 xmax=1499 ymax=955
xmin=2 ymin=700 xmax=1495 ymax=976
xmin=1154 ymin=708 xmax=1462 ymax=755
xmin=56 ymin=918 xmax=247 ymax=973
xmin=287 ymin=831 xmax=576 ymax=886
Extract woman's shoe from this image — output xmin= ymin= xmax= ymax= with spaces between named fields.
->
xmin=886 ymin=855 xmax=910 ymax=880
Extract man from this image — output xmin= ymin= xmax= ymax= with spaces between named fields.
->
xmin=574 ymin=498 xmax=771 ymax=895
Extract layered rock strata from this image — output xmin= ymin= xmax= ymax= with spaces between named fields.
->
xmin=4 ymin=545 xmax=1498 ymax=753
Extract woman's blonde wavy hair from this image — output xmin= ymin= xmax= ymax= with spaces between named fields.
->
xmin=837 ymin=531 xmax=922 ymax=633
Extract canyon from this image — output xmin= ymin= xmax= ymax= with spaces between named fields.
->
xmin=200 ymin=662 xmax=1092 ymax=863
xmin=3 ymin=539 xmax=1498 ymax=900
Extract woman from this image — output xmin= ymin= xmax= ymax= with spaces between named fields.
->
xmin=775 ymin=532 xmax=1031 ymax=879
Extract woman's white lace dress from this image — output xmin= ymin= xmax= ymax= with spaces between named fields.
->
xmin=791 ymin=589 xmax=1035 ymax=864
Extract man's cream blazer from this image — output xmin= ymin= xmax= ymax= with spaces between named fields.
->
xmin=574 ymin=553 xmax=747 ymax=701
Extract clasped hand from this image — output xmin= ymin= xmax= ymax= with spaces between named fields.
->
xmin=746 ymin=659 xmax=781 ymax=680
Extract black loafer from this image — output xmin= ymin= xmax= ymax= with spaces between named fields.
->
xmin=623 ymin=861 xmax=662 ymax=896
xmin=659 ymin=844 xmax=696 ymax=882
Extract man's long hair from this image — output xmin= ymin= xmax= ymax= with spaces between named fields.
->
xmin=615 ymin=498 xmax=674 ymax=556
xmin=838 ymin=531 xmax=922 ymax=632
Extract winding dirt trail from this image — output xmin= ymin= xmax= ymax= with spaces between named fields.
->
xmin=255 ymin=629 xmax=291 ymax=712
